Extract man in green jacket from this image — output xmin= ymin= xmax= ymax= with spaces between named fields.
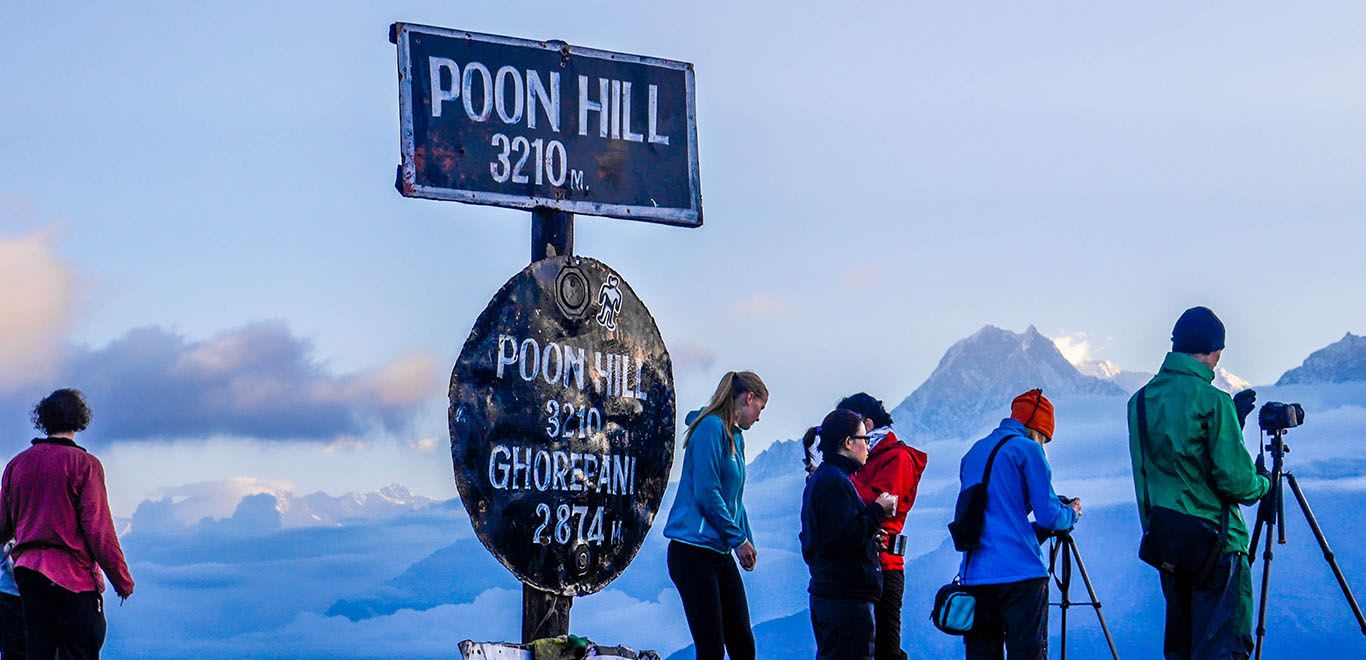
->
xmin=1128 ymin=306 xmax=1271 ymax=660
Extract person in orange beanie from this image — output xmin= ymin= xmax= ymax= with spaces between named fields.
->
xmin=949 ymin=388 xmax=1081 ymax=660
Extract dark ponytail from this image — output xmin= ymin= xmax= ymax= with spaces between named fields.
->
xmin=800 ymin=408 xmax=863 ymax=473
xmin=801 ymin=426 xmax=820 ymax=473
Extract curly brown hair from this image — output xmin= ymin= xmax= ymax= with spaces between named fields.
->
xmin=31 ymin=388 xmax=92 ymax=435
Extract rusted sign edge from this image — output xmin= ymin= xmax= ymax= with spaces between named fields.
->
xmin=392 ymin=22 xmax=703 ymax=228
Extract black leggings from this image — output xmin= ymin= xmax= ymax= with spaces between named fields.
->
xmin=667 ymin=541 xmax=755 ymax=660
xmin=874 ymin=569 xmax=908 ymax=660
xmin=14 ymin=568 xmax=105 ymax=660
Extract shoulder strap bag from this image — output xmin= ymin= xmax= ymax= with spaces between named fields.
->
xmin=933 ymin=435 xmax=1012 ymax=635
xmin=1135 ymin=386 xmax=1230 ymax=583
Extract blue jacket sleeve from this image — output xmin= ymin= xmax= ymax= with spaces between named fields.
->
xmin=690 ymin=417 xmax=748 ymax=549
xmin=1021 ymin=442 xmax=1077 ymax=531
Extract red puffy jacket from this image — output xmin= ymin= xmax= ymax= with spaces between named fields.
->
xmin=852 ymin=428 xmax=927 ymax=571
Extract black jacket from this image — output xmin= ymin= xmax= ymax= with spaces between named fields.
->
xmin=800 ymin=454 xmax=888 ymax=601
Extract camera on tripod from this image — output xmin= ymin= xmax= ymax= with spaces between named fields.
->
xmin=1258 ymin=401 xmax=1305 ymax=433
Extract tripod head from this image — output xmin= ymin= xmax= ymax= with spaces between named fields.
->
xmin=1258 ymin=401 xmax=1305 ymax=460
xmin=1263 ymin=428 xmax=1290 ymax=459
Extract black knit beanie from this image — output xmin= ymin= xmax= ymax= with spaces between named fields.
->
xmin=1172 ymin=306 xmax=1226 ymax=354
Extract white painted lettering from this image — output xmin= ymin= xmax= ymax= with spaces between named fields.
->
xmin=495 ymin=335 xmax=518 ymax=379
xmin=542 ymin=342 xmax=563 ymax=386
xmin=518 ymin=338 xmax=541 ymax=382
xmin=634 ymin=360 xmax=648 ymax=400
xmin=610 ymin=80 xmax=622 ymax=140
xmin=514 ymin=447 xmax=532 ymax=490
xmin=621 ymin=82 xmax=644 ymax=142
xmin=553 ymin=451 xmax=570 ymax=491
xmin=488 ymin=444 xmax=511 ymax=489
xmin=613 ymin=454 xmax=630 ymax=496
xmin=568 ymin=452 xmax=583 ymax=492
xmin=647 ymin=84 xmax=670 ymax=145
xmin=527 ymin=70 xmax=560 ymax=132
xmin=494 ymin=66 xmax=525 ymax=124
xmin=429 ymin=57 xmax=459 ymax=118
xmin=563 ymin=345 xmax=586 ymax=390
xmin=461 ymin=61 xmax=494 ymax=122
xmin=533 ymin=449 xmax=552 ymax=491
xmin=583 ymin=454 xmax=599 ymax=489
xmin=578 ymin=76 xmax=610 ymax=138
xmin=598 ymin=454 xmax=614 ymax=493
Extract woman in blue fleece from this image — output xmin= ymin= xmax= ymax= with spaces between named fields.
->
xmin=663 ymin=371 xmax=767 ymax=660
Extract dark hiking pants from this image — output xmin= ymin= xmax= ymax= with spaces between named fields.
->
xmin=667 ymin=541 xmax=755 ymax=660
xmin=14 ymin=568 xmax=104 ymax=660
xmin=963 ymin=577 xmax=1048 ymax=660
xmin=0 ymin=592 xmax=24 ymax=659
xmin=810 ymin=595 xmax=875 ymax=660
xmin=1160 ymin=552 xmax=1254 ymax=660
xmin=874 ymin=568 xmax=907 ymax=660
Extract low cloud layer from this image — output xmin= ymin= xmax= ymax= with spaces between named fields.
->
xmin=8 ymin=322 xmax=441 ymax=444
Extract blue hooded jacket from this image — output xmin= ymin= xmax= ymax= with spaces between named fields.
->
xmin=957 ymin=418 xmax=1077 ymax=585
xmin=663 ymin=410 xmax=753 ymax=553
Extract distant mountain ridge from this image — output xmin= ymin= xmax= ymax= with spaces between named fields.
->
xmin=1278 ymin=332 xmax=1366 ymax=385
xmin=129 ymin=482 xmax=437 ymax=536
xmin=891 ymin=325 xmax=1124 ymax=440
xmin=747 ymin=437 xmax=804 ymax=482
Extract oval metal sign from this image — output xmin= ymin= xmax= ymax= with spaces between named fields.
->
xmin=449 ymin=256 xmax=676 ymax=595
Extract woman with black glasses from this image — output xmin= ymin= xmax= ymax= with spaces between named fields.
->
xmin=799 ymin=409 xmax=897 ymax=659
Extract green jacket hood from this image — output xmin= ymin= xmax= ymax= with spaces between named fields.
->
xmin=1159 ymin=351 xmax=1215 ymax=383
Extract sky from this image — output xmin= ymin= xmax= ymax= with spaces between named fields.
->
xmin=4 ymin=1 xmax=1366 ymax=514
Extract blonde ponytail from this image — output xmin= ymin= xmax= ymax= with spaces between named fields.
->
xmin=684 ymin=371 xmax=768 ymax=455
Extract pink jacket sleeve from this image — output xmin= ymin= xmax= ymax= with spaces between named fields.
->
xmin=0 ymin=464 xmax=14 ymax=545
xmin=78 ymin=458 xmax=134 ymax=597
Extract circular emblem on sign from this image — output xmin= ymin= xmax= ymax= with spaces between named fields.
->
xmin=449 ymin=256 xmax=676 ymax=596
xmin=554 ymin=264 xmax=591 ymax=320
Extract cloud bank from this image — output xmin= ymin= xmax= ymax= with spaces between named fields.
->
xmin=5 ymin=322 xmax=441 ymax=444
xmin=0 ymin=228 xmax=78 ymax=391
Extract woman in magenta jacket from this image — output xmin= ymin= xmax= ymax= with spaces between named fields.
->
xmin=0 ymin=389 xmax=134 ymax=659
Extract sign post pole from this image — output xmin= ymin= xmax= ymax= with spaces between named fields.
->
xmin=522 ymin=583 xmax=573 ymax=643
xmin=531 ymin=207 xmax=574 ymax=262
xmin=524 ymin=204 xmax=574 ymax=642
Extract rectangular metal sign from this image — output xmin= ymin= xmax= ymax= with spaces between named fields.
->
xmin=392 ymin=23 xmax=702 ymax=227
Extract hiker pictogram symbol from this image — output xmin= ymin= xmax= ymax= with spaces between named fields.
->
xmin=596 ymin=276 xmax=623 ymax=331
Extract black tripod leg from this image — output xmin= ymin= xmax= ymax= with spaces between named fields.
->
xmin=1250 ymin=493 xmax=1267 ymax=556
xmin=1060 ymin=544 xmax=1071 ymax=660
xmin=1066 ymin=538 xmax=1121 ymax=660
xmin=1284 ymin=473 xmax=1366 ymax=635
xmin=1253 ymin=506 xmax=1277 ymax=660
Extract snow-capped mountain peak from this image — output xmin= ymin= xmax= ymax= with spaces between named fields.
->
xmin=1213 ymin=367 xmax=1253 ymax=394
xmin=1052 ymin=334 xmax=1253 ymax=394
xmin=1277 ymin=332 xmax=1366 ymax=385
xmin=891 ymin=325 xmax=1124 ymax=440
